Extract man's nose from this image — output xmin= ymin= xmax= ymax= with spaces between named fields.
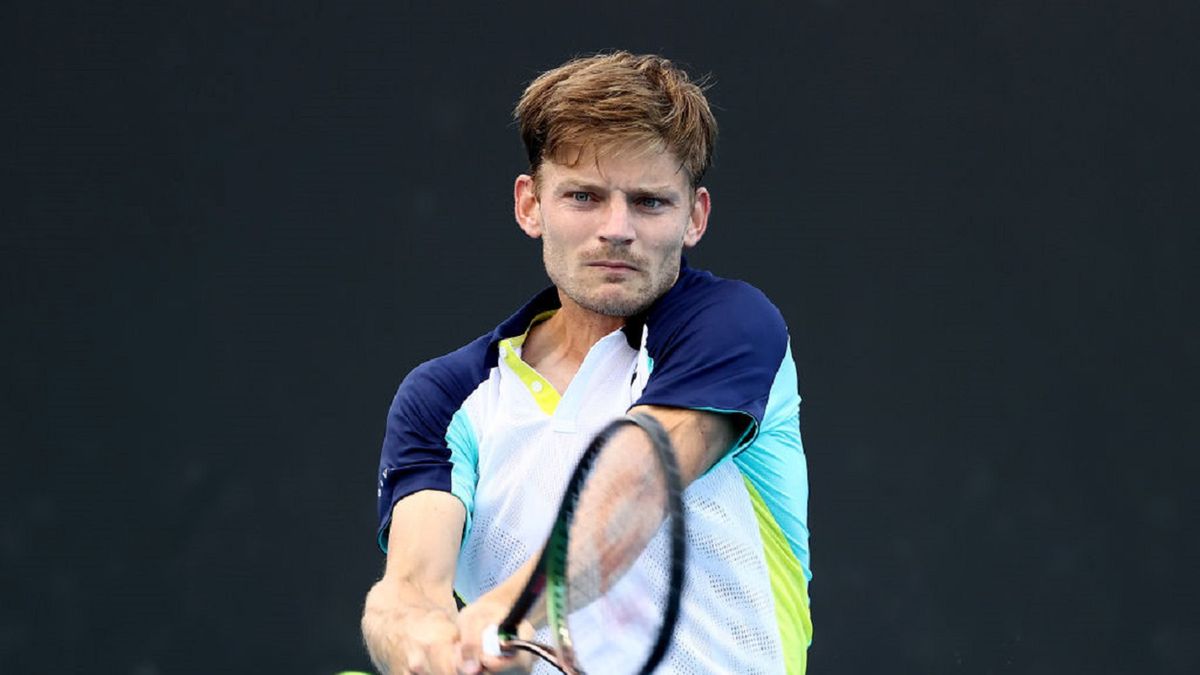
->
xmin=597 ymin=197 xmax=636 ymax=244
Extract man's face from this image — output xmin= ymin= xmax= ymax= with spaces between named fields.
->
xmin=514 ymin=147 xmax=711 ymax=317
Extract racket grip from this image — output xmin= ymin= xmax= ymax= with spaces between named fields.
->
xmin=481 ymin=624 xmax=504 ymax=658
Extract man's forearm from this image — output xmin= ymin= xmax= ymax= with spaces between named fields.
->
xmin=465 ymin=553 xmax=544 ymax=629
xmin=363 ymin=491 xmax=468 ymax=674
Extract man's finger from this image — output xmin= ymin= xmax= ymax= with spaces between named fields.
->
xmin=456 ymin=641 xmax=482 ymax=674
xmin=429 ymin=644 xmax=458 ymax=675
xmin=404 ymin=646 xmax=429 ymax=674
xmin=478 ymin=652 xmax=522 ymax=673
xmin=405 ymin=646 xmax=458 ymax=675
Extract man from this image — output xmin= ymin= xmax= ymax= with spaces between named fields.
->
xmin=362 ymin=52 xmax=812 ymax=674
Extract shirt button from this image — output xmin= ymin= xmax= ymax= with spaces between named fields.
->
xmin=531 ymin=381 xmax=544 ymax=393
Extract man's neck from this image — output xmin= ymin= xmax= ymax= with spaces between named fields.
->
xmin=520 ymin=292 xmax=625 ymax=392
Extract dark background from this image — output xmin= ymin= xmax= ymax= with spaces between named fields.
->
xmin=3 ymin=1 xmax=1196 ymax=673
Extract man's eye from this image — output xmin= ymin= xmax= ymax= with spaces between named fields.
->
xmin=570 ymin=192 xmax=592 ymax=202
xmin=638 ymin=197 xmax=664 ymax=209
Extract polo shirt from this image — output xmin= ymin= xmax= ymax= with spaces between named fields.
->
xmin=376 ymin=262 xmax=812 ymax=673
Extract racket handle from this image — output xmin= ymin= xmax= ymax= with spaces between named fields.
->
xmin=481 ymin=624 xmax=504 ymax=658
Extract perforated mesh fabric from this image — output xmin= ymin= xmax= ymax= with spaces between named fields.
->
xmin=454 ymin=329 xmax=787 ymax=673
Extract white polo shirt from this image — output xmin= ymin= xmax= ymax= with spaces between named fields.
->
xmin=376 ymin=262 xmax=812 ymax=673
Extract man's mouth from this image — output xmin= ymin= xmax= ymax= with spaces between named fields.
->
xmin=587 ymin=260 xmax=639 ymax=271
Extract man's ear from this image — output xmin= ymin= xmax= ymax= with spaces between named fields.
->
xmin=514 ymin=174 xmax=542 ymax=238
xmin=682 ymin=187 xmax=711 ymax=248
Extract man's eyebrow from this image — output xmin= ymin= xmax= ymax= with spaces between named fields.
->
xmin=555 ymin=181 xmax=608 ymax=193
xmin=556 ymin=181 xmax=682 ymax=198
xmin=628 ymin=185 xmax=682 ymax=197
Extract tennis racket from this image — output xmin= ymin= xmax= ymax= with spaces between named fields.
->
xmin=480 ymin=412 xmax=687 ymax=674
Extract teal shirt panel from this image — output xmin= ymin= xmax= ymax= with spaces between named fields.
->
xmin=445 ymin=405 xmax=479 ymax=545
xmin=733 ymin=342 xmax=812 ymax=580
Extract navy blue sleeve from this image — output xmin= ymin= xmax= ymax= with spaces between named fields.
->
xmin=634 ymin=276 xmax=789 ymax=450
xmin=375 ymin=335 xmax=492 ymax=550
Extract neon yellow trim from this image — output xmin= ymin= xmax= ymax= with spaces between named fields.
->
xmin=498 ymin=310 xmax=560 ymax=415
xmin=743 ymin=475 xmax=812 ymax=674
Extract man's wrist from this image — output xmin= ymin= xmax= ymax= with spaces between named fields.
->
xmin=378 ymin=575 xmax=458 ymax=614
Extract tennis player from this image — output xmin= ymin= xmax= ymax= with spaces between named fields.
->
xmin=361 ymin=52 xmax=812 ymax=674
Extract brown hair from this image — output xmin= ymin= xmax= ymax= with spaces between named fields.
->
xmin=515 ymin=51 xmax=718 ymax=188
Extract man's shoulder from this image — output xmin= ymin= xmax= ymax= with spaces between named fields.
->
xmin=397 ymin=332 xmax=496 ymax=403
xmin=397 ymin=286 xmax=560 ymax=398
xmin=649 ymin=265 xmax=787 ymax=334
xmin=633 ymin=265 xmax=792 ymax=433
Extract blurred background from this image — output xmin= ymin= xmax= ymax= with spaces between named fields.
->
xmin=3 ymin=1 xmax=1196 ymax=673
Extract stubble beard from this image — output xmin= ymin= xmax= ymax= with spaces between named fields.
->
xmin=543 ymin=242 xmax=681 ymax=318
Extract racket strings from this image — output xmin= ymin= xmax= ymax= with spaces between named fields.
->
xmin=564 ymin=425 xmax=672 ymax=615
xmin=496 ymin=414 xmax=686 ymax=675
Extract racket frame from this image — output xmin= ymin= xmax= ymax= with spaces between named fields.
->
xmin=487 ymin=412 xmax=687 ymax=675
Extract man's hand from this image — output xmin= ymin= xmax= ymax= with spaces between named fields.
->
xmin=362 ymin=578 xmax=461 ymax=675
xmin=453 ymin=580 xmax=535 ymax=674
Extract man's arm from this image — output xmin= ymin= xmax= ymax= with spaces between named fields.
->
xmin=629 ymin=404 xmax=742 ymax=485
xmin=454 ymin=405 xmax=739 ymax=671
xmin=362 ymin=490 xmax=465 ymax=675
